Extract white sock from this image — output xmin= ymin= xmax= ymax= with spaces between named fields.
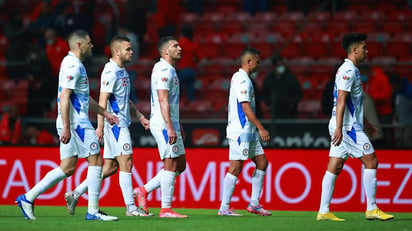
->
xmin=119 ymin=171 xmax=137 ymax=211
xmin=250 ymin=169 xmax=265 ymax=206
xmin=26 ymin=167 xmax=66 ymax=202
xmin=220 ymin=173 xmax=237 ymax=211
xmin=73 ymin=179 xmax=88 ymax=199
xmin=319 ymin=171 xmax=337 ymax=214
xmin=363 ymin=169 xmax=377 ymax=211
xmin=144 ymin=169 xmax=164 ymax=193
xmin=87 ymin=166 xmax=102 ymax=214
xmin=160 ymin=170 xmax=176 ymax=209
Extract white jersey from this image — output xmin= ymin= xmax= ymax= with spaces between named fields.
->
xmin=56 ymin=51 xmax=93 ymax=129
xmin=150 ymin=58 xmax=180 ymax=131
xmin=100 ymin=59 xmax=131 ymax=127
xmin=329 ymin=58 xmax=364 ymax=133
xmin=226 ymin=68 xmax=257 ymax=142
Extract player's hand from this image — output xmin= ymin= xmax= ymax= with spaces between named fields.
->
xmin=60 ymin=127 xmax=71 ymax=144
xmin=96 ymin=127 xmax=104 ymax=142
xmin=259 ymin=128 xmax=270 ymax=143
xmin=105 ymin=112 xmax=119 ymax=125
xmin=140 ymin=118 xmax=150 ymax=130
xmin=168 ymin=128 xmax=177 ymax=145
xmin=332 ymin=129 xmax=343 ymax=146
xmin=364 ymin=121 xmax=377 ymax=138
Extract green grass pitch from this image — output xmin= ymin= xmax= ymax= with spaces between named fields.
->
xmin=1 ymin=205 xmax=411 ymax=231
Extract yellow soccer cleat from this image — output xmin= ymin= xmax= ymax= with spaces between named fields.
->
xmin=365 ymin=208 xmax=394 ymax=221
xmin=316 ymin=212 xmax=345 ymax=221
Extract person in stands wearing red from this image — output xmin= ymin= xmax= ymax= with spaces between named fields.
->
xmin=44 ymin=27 xmax=69 ymax=78
xmin=0 ymin=105 xmax=22 ymax=145
xmin=177 ymin=25 xmax=200 ymax=101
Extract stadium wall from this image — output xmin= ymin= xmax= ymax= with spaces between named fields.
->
xmin=0 ymin=147 xmax=411 ymax=212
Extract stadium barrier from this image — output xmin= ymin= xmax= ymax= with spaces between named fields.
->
xmin=0 ymin=147 xmax=411 ymax=212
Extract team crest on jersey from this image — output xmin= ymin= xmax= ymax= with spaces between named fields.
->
xmin=103 ymin=80 xmax=109 ymax=86
xmin=343 ymin=76 xmax=350 ymax=80
xmin=123 ymin=143 xmax=131 ymax=151
xmin=363 ymin=143 xmax=371 ymax=151
xmin=161 ymin=77 xmax=168 ymax=82
xmin=242 ymin=149 xmax=249 ymax=156
xmin=67 ymin=75 xmax=73 ymax=80
xmin=172 ymin=145 xmax=179 ymax=153
xmin=90 ymin=142 xmax=99 ymax=150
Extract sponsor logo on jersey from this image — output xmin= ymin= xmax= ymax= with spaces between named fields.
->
xmin=241 ymin=90 xmax=247 ymax=94
xmin=161 ymin=77 xmax=168 ymax=82
xmin=66 ymin=75 xmax=73 ymax=80
xmin=343 ymin=76 xmax=350 ymax=80
xmin=103 ymin=80 xmax=109 ymax=86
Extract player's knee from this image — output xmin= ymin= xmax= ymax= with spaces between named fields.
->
xmin=63 ymin=166 xmax=76 ymax=176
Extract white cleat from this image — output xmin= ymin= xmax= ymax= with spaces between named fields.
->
xmin=64 ymin=191 xmax=79 ymax=215
xmin=16 ymin=194 xmax=36 ymax=220
xmin=85 ymin=210 xmax=119 ymax=221
xmin=126 ymin=208 xmax=153 ymax=217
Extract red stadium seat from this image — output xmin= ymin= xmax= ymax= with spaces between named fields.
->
xmin=385 ymin=41 xmax=412 ymax=60
xmin=381 ymin=21 xmax=404 ymax=35
xmin=303 ymin=41 xmax=330 ymax=60
xmin=365 ymin=41 xmax=384 ymax=59
xmin=279 ymin=42 xmax=302 ymax=59
xmin=351 ymin=21 xmax=378 ymax=34
xmin=326 ymin=21 xmax=350 ymax=37
xmin=198 ymin=41 xmax=222 ymax=60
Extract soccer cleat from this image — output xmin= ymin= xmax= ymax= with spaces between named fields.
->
xmin=126 ymin=207 xmax=153 ymax=217
xmin=365 ymin=208 xmax=394 ymax=221
xmin=159 ymin=208 xmax=188 ymax=218
xmin=64 ymin=191 xmax=79 ymax=215
xmin=246 ymin=204 xmax=272 ymax=216
xmin=16 ymin=194 xmax=36 ymax=220
xmin=218 ymin=208 xmax=243 ymax=216
xmin=316 ymin=212 xmax=345 ymax=221
xmin=133 ymin=186 xmax=149 ymax=214
xmin=85 ymin=210 xmax=119 ymax=221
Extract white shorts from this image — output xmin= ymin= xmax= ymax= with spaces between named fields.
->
xmin=228 ymin=139 xmax=264 ymax=161
xmin=58 ymin=127 xmax=100 ymax=160
xmin=151 ymin=128 xmax=185 ymax=160
xmin=329 ymin=129 xmax=375 ymax=159
xmin=103 ymin=125 xmax=133 ymax=159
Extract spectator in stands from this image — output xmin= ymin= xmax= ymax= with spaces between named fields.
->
xmin=54 ymin=0 xmax=95 ymax=38
xmin=24 ymin=125 xmax=58 ymax=145
xmin=185 ymin=0 xmax=203 ymax=15
xmin=125 ymin=0 xmax=149 ymax=53
xmin=4 ymin=10 xmax=30 ymax=82
xmin=44 ymin=27 xmax=69 ymax=78
xmin=390 ymin=73 xmax=412 ymax=147
xmin=0 ymin=104 xmax=22 ymax=145
xmin=28 ymin=0 xmax=57 ymax=47
xmin=26 ymin=46 xmax=55 ymax=118
xmin=243 ymin=0 xmax=268 ymax=16
xmin=177 ymin=25 xmax=200 ymax=101
xmin=262 ymin=55 xmax=302 ymax=119
xmin=155 ymin=0 xmax=182 ymax=37
xmin=361 ymin=65 xmax=393 ymax=125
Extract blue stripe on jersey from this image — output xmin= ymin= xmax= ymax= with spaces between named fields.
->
xmin=70 ymin=93 xmax=81 ymax=113
xmin=237 ymin=136 xmax=241 ymax=145
xmin=111 ymin=125 xmax=120 ymax=142
xmin=346 ymin=96 xmax=355 ymax=116
xmin=169 ymin=94 xmax=179 ymax=104
xmin=346 ymin=127 xmax=357 ymax=143
xmin=75 ymin=125 xmax=85 ymax=142
xmin=162 ymin=128 xmax=169 ymax=144
xmin=237 ymin=99 xmax=246 ymax=128
xmin=109 ymin=94 xmax=120 ymax=114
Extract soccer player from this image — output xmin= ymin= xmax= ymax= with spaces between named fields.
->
xmin=134 ymin=36 xmax=187 ymax=218
xmin=218 ymin=47 xmax=271 ymax=216
xmin=16 ymin=29 xmax=119 ymax=221
xmin=317 ymin=33 xmax=394 ymax=221
xmin=64 ymin=36 xmax=151 ymax=217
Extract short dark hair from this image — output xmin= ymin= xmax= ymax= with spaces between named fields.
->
xmin=110 ymin=35 xmax=130 ymax=45
xmin=241 ymin=47 xmax=261 ymax=58
xmin=68 ymin=29 xmax=89 ymax=43
xmin=157 ymin=36 xmax=177 ymax=55
xmin=342 ymin=33 xmax=367 ymax=53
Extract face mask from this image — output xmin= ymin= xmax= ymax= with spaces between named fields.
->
xmin=276 ymin=65 xmax=285 ymax=75
xmin=361 ymin=75 xmax=368 ymax=83
xmin=46 ymin=39 xmax=54 ymax=45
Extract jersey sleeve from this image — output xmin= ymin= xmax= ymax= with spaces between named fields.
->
xmin=154 ymin=67 xmax=173 ymax=90
xmin=100 ymin=67 xmax=116 ymax=93
xmin=234 ymin=75 xmax=252 ymax=103
xmin=336 ymin=67 xmax=355 ymax=92
xmin=60 ymin=62 xmax=81 ymax=90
